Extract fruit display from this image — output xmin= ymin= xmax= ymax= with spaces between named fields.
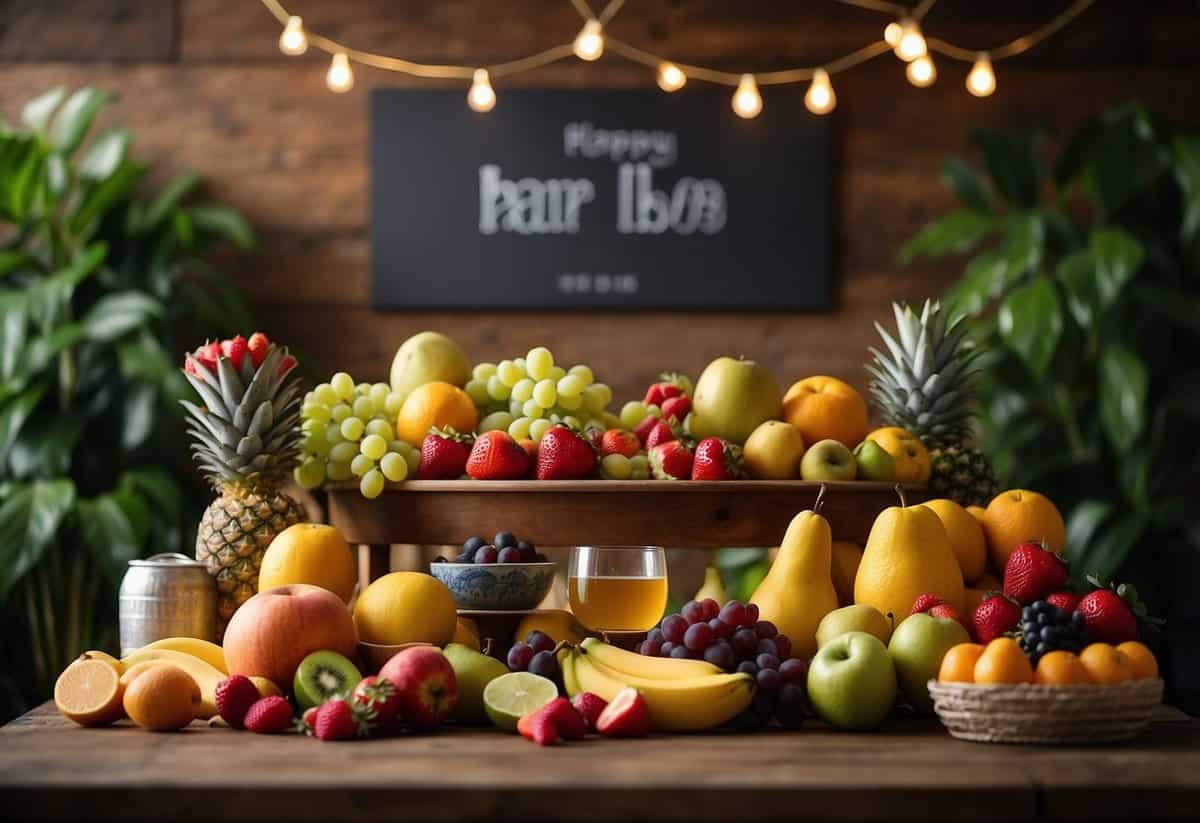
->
xmin=742 ymin=420 xmax=806 ymax=479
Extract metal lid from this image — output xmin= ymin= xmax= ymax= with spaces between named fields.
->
xmin=128 ymin=552 xmax=206 ymax=568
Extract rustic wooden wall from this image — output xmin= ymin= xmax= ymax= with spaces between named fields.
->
xmin=2 ymin=0 xmax=1199 ymax=402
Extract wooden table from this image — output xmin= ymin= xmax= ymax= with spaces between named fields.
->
xmin=4 ymin=703 xmax=1198 ymax=821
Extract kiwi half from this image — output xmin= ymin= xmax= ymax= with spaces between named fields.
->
xmin=293 ymin=650 xmax=362 ymax=710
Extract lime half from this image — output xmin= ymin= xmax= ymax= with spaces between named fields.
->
xmin=483 ymin=672 xmax=559 ymax=731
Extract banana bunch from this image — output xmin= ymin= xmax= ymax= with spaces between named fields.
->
xmin=560 ymin=638 xmax=754 ymax=732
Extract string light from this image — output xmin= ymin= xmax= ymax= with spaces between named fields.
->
xmin=883 ymin=21 xmax=902 ymax=47
xmin=804 ymin=68 xmax=836 ymax=115
xmin=467 ymin=69 xmax=496 ymax=112
xmin=906 ymin=54 xmax=936 ymax=87
xmin=278 ymin=15 xmax=307 ymax=56
xmin=573 ymin=19 xmax=605 ymax=62
xmin=731 ymin=74 xmax=762 ymax=119
xmin=966 ymin=52 xmax=996 ymax=97
xmin=894 ymin=18 xmax=927 ymax=62
xmin=656 ymin=62 xmax=687 ymax=93
xmin=326 ymin=52 xmax=354 ymax=93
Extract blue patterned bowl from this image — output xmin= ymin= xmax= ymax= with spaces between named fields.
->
xmin=430 ymin=562 xmax=557 ymax=610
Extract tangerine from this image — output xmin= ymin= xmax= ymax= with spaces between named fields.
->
xmin=973 ymin=637 xmax=1034 ymax=685
xmin=1116 ymin=641 xmax=1159 ymax=680
xmin=1078 ymin=643 xmax=1136 ymax=685
xmin=938 ymin=643 xmax=984 ymax=683
xmin=54 ymin=656 xmax=124 ymax=727
xmin=122 ymin=664 xmax=202 ymax=731
xmin=1034 ymin=651 xmax=1094 ymax=685
xmin=863 ymin=427 xmax=931 ymax=484
xmin=395 ymin=381 xmax=478 ymax=446
xmin=781 ymin=376 xmax=868 ymax=449
xmin=982 ymin=489 xmax=1065 ymax=571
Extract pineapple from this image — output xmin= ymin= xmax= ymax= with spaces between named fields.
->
xmin=866 ymin=301 xmax=999 ymax=507
xmin=182 ymin=334 xmax=305 ymax=634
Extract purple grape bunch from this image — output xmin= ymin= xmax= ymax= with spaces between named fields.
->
xmin=640 ymin=598 xmax=808 ymax=730
xmin=505 ymin=630 xmax=563 ymax=692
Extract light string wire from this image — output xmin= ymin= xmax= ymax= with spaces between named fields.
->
xmin=260 ymin=0 xmax=1095 ymax=90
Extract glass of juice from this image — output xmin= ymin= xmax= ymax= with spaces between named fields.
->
xmin=568 ymin=546 xmax=668 ymax=632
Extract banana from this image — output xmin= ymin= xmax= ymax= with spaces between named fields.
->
xmin=119 ymin=648 xmax=224 ymax=718
xmin=80 ymin=650 xmax=124 ymax=674
xmin=579 ymin=637 xmax=721 ymax=680
xmin=139 ymin=637 xmax=228 ymax=674
xmin=566 ymin=648 xmax=754 ymax=732
xmin=250 ymin=676 xmax=281 ymax=697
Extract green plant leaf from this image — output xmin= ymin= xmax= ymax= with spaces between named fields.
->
xmin=1090 ymin=227 xmax=1144 ymax=305
xmin=0 ymin=293 xmax=27 ymax=380
xmin=189 ymin=205 xmax=255 ymax=250
xmin=1070 ymin=511 xmax=1147 ymax=585
xmin=6 ymin=416 xmax=84 ymax=480
xmin=26 ymin=243 xmax=107 ymax=332
xmin=1057 ymin=249 xmax=1097 ymax=327
xmin=140 ymin=171 xmax=199 ymax=232
xmin=21 ymin=87 xmax=65 ymax=133
xmin=971 ymin=127 xmax=1043 ymax=209
xmin=1053 ymin=117 xmax=1099 ymax=189
xmin=120 ymin=382 xmax=157 ymax=452
xmin=1098 ymin=343 xmax=1148 ymax=451
xmin=1131 ymin=281 xmax=1200 ymax=334
xmin=1083 ymin=111 xmax=1165 ymax=219
xmin=0 ymin=251 xmax=35 ymax=277
xmin=48 ymin=87 xmax=107 ymax=155
xmin=77 ymin=129 xmax=130 ymax=181
xmin=69 ymin=160 xmax=146 ymax=237
xmin=0 ymin=479 xmax=76 ymax=598
xmin=943 ymin=249 xmax=1007 ymax=318
xmin=939 ymin=156 xmax=991 ymax=214
xmin=1173 ymin=136 xmax=1200 ymax=245
xmin=997 ymin=278 xmax=1063 ymax=376
xmin=82 ymin=291 xmax=164 ymax=342
xmin=119 ymin=468 xmax=183 ymax=525
xmin=999 ymin=211 xmax=1044 ymax=277
xmin=44 ymin=152 xmax=68 ymax=199
xmin=77 ymin=495 xmax=137 ymax=585
xmin=0 ymin=384 xmax=46 ymax=462
xmin=897 ymin=210 xmax=994 ymax=263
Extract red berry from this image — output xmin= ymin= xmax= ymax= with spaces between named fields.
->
xmin=971 ymin=594 xmax=1021 ymax=643
xmin=541 ymin=697 xmax=587 ymax=740
xmin=595 ymin=687 xmax=651 ymax=738
xmin=1046 ymin=590 xmax=1081 ymax=614
xmin=419 ymin=428 xmax=473 ymax=480
xmin=1003 ymin=541 xmax=1069 ymax=605
xmin=909 ymin=593 xmax=944 ymax=615
xmin=570 ymin=692 xmax=607 ymax=732
xmin=1076 ymin=588 xmax=1138 ymax=644
xmin=517 ymin=707 xmax=560 ymax=745
xmin=351 ymin=676 xmax=404 ymax=735
xmin=649 ymin=440 xmax=693 ymax=480
xmin=313 ymin=699 xmax=365 ymax=741
xmin=466 ymin=431 xmax=529 ymax=480
xmin=690 ymin=437 xmax=742 ymax=480
xmin=600 ymin=429 xmax=640 ymax=458
xmin=660 ymin=395 xmax=691 ymax=423
xmin=643 ymin=420 xmax=677 ymax=451
xmin=242 ymin=695 xmax=294 ymax=734
xmin=536 ymin=426 xmax=596 ymax=480
xmin=215 ymin=674 xmax=260 ymax=730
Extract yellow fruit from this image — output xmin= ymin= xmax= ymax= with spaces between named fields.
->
xmin=830 ymin=541 xmax=862 ymax=606
xmin=54 ymin=657 xmax=125 ymax=727
xmin=78 ymin=649 xmax=124 ymax=674
xmin=259 ymin=523 xmax=357 ymax=603
xmin=122 ymin=665 xmax=201 ymax=731
xmin=453 ymin=617 xmax=482 ymax=652
xmin=973 ymin=638 xmax=1033 ymax=684
xmin=782 ymin=376 xmax=868 ymax=449
xmin=389 ymin=331 xmax=471 ymax=402
xmin=920 ymin=499 xmax=988 ymax=583
xmin=982 ymin=489 xmax=1066 ymax=571
xmin=1117 ymin=641 xmax=1159 ymax=680
xmin=119 ymin=648 xmax=224 ymax=718
xmin=395 ymin=381 xmax=478 ymax=446
xmin=864 ymin=427 xmax=931 ymax=484
xmin=1078 ymin=643 xmax=1136 ymax=684
xmin=1035 ymin=651 xmax=1094 ymax=685
xmin=855 ymin=501 xmax=964 ymax=620
xmin=750 ymin=508 xmax=839 ymax=658
xmin=514 ymin=610 xmax=591 ymax=646
xmin=966 ymin=505 xmax=987 ymax=526
xmin=938 ymin=643 xmax=984 ymax=683
xmin=742 ymin=420 xmax=806 ymax=479
xmin=579 ymin=637 xmax=721 ymax=680
xmin=354 ymin=571 xmax=457 ymax=646
xmin=139 ymin=638 xmax=227 ymax=674
xmin=250 ymin=676 xmax=282 ymax=697
xmin=693 ymin=564 xmax=729 ymax=604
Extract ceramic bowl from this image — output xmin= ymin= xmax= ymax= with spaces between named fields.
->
xmin=430 ymin=562 xmax=556 ymax=610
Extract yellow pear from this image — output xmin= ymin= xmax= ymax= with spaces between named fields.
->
xmin=854 ymin=492 xmax=964 ymax=620
xmin=694 ymin=564 xmax=728 ymax=604
xmin=750 ymin=507 xmax=839 ymax=658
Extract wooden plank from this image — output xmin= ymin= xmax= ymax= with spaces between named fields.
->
xmin=0 ymin=0 xmax=176 ymax=61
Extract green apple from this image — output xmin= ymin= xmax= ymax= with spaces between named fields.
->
xmin=389 ymin=331 xmax=471 ymax=401
xmin=442 ymin=642 xmax=508 ymax=724
xmin=853 ymin=440 xmax=895 ymax=482
xmin=688 ymin=357 xmax=782 ymax=445
xmin=800 ymin=439 xmax=857 ymax=481
xmin=816 ymin=604 xmax=894 ymax=649
xmin=807 ymin=631 xmax=897 ymax=730
xmin=887 ymin=613 xmax=969 ymax=714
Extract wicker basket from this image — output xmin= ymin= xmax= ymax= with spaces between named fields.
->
xmin=928 ymin=678 xmax=1163 ymax=744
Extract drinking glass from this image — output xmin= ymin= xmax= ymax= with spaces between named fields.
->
xmin=567 ymin=546 xmax=668 ymax=632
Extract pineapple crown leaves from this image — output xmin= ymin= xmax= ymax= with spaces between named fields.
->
xmin=1085 ymin=575 xmax=1166 ymax=630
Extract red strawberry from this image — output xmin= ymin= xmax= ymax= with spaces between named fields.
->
xmin=691 ymin=437 xmax=742 ymax=480
xmin=219 ymin=335 xmax=248 ymax=370
xmin=246 ymin=332 xmax=270 ymax=367
xmin=660 ymin=395 xmax=691 ymax=424
xmin=909 ymin=593 xmax=944 ymax=616
xmin=312 ymin=698 xmax=367 ymax=741
xmin=193 ymin=341 xmax=220 ymax=374
xmin=1003 ymin=541 xmax=1069 ymax=604
xmin=649 ymin=441 xmax=693 ymax=480
xmin=541 ymin=697 xmax=587 ymax=740
xmin=1076 ymin=588 xmax=1138 ymax=644
xmin=595 ymin=687 xmax=651 ymax=738
xmin=643 ymin=420 xmax=677 ymax=450
xmin=517 ymin=708 xmax=560 ymax=746
xmin=300 ymin=705 xmax=319 ymax=734
xmin=570 ymin=692 xmax=607 ymax=732
xmin=1046 ymin=590 xmax=1081 ymax=614
xmin=351 ymin=676 xmax=404 ymax=735
xmin=466 ymin=431 xmax=529 ymax=480
xmin=600 ymin=429 xmax=639 ymax=458
xmin=519 ymin=438 xmax=539 ymax=475
xmin=971 ymin=594 xmax=1021 ymax=643
xmin=644 ymin=382 xmax=683 ymax=407
xmin=215 ymin=674 xmax=261 ymax=730
xmin=537 ymin=425 xmax=596 ymax=480
xmin=633 ymin=414 xmax=661 ymax=445
xmin=419 ymin=428 xmax=474 ymax=479
xmin=928 ymin=603 xmax=969 ymax=633
xmin=243 ymin=695 xmax=294 ymax=734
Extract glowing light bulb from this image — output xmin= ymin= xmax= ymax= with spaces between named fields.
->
xmin=906 ymin=54 xmax=936 ymax=88
xmin=804 ymin=68 xmax=836 ymax=115
xmin=894 ymin=18 xmax=926 ymax=61
xmin=884 ymin=21 xmax=902 ymax=47
xmin=966 ymin=52 xmax=996 ymax=97
xmin=326 ymin=52 xmax=354 ymax=93
xmin=656 ymin=62 xmax=687 ymax=93
xmin=731 ymin=74 xmax=762 ymax=119
xmin=467 ymin=69 xmax=496 ymax=112
xmin=573 ymin=20 xmax=604 ymax=61
xmin=279 ymin=15 xmax=307 ymax=56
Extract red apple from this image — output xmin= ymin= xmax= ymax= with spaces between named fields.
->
xmin=223 ymin=584 xmax=357 ymax=688
xmin=378 ymin=646 xmax=457 ymax=731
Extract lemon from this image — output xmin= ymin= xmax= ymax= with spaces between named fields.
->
xmin=483 ymin=672 xmax=559 ymax=731
xmin=353 ymin=572 xmax=457 ymax=646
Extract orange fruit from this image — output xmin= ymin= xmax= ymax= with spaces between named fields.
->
xmin=973 ymin=637 xmax=1034 ymax=684
xmin=1078 ymin=643 xmax=1136 ymax=685
xmin=966 ymin=505 xmax=987 ymax=527
xmin=830 ymin=540 xmax=863 ymax=606
xmin=54 ymin=656 xmax=125 ymax=727
xmin=1034 ymin=651 xmax=1094 ymax=685
xmin=863 ymin=427 xmax=931 ymax=484
xmin=921 ymin=499 xmax=988 ymax=583
xmin=1117 ymin=642 xmax=1159 ymax=680
xmin=259 ymin=523 xmax=357 ymax=602
xmin=781 ymin=376 xmax=868 ymax=449
xmin=982 ymin=489 xmax=1065 ymax=571
xmin=938 ymin=643 xmax=984 ymax=683
xmin=122 ymin=664 xmax=202 ymax=731
xmin=395 ymin=381 xmax=478 ymax=446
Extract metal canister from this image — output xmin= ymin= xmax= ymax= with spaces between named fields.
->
xmin=119 ymin=553 xmax=217 ymax=655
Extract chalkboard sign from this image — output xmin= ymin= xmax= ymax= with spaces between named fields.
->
xmin=370 ymin=88 xmax=831 ymax=310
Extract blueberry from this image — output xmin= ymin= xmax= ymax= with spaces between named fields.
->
xmin=494 ymin=531 xmax=517 ymax=549
xmin=1041 ymin=626 xmax=1055 ymax=641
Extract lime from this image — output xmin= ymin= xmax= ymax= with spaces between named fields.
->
xmin=483 ymin=672 xmax=559 ymax=731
